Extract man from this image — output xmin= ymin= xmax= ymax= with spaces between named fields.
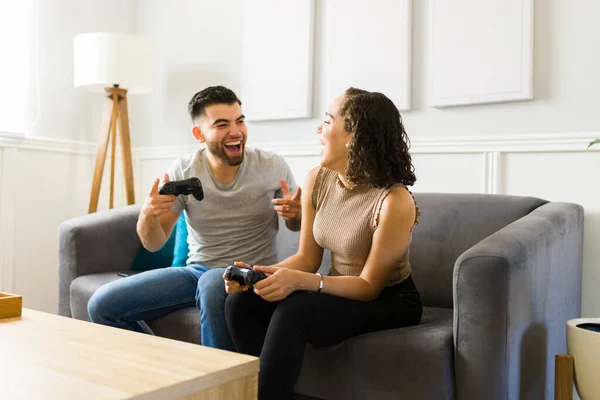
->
xmin=87 ymin=86 xmax=301 ymax=351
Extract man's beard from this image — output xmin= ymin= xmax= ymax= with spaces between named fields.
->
xmin=206 ymin=140 xmax=244 ymax=166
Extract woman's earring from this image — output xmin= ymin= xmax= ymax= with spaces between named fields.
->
xmin=345 ymin=142 xmax=350 ymax=149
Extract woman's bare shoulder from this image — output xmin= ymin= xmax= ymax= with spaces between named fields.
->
xmin=379 ymin=186 xmax=417 ymax=227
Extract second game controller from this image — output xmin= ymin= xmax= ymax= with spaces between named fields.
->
xmin=224 ymin=265 xmax=268 ymax=286
xmin=159 ymin=177 xmax=204 ymax=201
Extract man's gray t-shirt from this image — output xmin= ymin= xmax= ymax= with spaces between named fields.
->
xmin=167 ymin=147 xmax=297 ymax=269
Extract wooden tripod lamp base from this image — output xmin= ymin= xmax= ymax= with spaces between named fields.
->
xmin=74 ymin=32 xmax=152 ymax=213
xmin=88 ymin=85 xmax=135 ymax=213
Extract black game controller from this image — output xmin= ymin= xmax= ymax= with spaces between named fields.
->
xmin=159 ymin=177 xmax=204 ymax=201
xmin=224 ymin=265 xmax=268 ymax=286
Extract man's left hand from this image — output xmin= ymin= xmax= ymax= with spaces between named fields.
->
xmin=272 ymin=179 xmax=301 ymax=221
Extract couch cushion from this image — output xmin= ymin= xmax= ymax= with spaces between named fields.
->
xmin=70 ymin=272 xmax=123 ymax=321
xmin=294 ymin=307 xmax=455 ymax=400
xmin=147 ymin=307 xmax=202 ymax=344
xmin=70 ymin=272 xmax=202 ymax=343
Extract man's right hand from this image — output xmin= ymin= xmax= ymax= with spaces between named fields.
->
xmin=141 ymin=173 xmax=177 ymax=218
xmin=223 ymin=261 xmax=251 ymax=294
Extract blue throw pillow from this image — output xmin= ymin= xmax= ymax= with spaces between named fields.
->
xmin=131 ymin=212 xmax=188 ymax=270
xmin=172 ymin=212 xmax=189 ymax=267
xmin=131 ymin=228 xmax=176 ymax=271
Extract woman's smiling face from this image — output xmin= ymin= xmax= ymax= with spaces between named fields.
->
xmin=316 ymin=94 xmax=351 ymax=172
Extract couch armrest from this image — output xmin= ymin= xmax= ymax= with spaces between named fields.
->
xmin=453 ymin=202 xmax=583 ymax=400
xmin=58 ymin=205 xmax=143 ymax=317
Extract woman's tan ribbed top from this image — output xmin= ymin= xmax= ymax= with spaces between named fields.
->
xmin=312 ymin=167 xmax=418 ymax=286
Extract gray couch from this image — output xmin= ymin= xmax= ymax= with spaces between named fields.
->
xmin=58 ymin=193 xmax=584 ymax=400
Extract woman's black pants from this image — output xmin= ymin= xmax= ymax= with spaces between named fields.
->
xmin=224 ymin=275 xmax=422 ymax=400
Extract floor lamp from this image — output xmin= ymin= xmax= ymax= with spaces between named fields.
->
xmin=74 ymin=32 xmax=153 ymax=213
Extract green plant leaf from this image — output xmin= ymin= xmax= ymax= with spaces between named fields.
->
xmin=588 ymin=139 xmax=600 ymax=149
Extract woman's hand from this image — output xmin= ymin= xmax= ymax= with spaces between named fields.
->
xmin=252 ymin=265 xmax=304 ymax=302
xmin=222 ymin=261 xmax=251 ymax=294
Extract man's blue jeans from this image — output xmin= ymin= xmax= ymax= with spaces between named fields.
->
xmin=87 ymin=265 xmax=234 ymax=351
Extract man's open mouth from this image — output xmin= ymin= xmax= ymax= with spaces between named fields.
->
xmin=224 ymin=140 xmax=242 ymax=153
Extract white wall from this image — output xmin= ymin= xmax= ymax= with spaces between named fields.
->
xmin=133 ymin=0 xmax=242 ymax=147
xmin=31 ymin=0 xmax=138 ymax=142
xmin=0 ymin=137 xmax=121 ymax=313
xmin=0 ymin=0 xmax=137 ymax=312
xmin=132 ymin=0 xmax=600 ymax=148
xmin=408 ymin=0 xmax=600 ymax=135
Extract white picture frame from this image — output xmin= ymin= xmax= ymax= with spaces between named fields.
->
xmin=240 ymin=0 xmax=315 ymax=121
xmin=429 ymin=0 xmax=534 ymax=107
xmin=321 ymin=0 xmax=412 ymax=111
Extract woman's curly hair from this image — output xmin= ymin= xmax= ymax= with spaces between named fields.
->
xmin=339 ymin=88 xmax=416 ymax=188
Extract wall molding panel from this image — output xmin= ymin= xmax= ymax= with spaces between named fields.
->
xmin=0 ymin=137 xmax=111 ymax=305
xmin=483 ymin=151 xmax=501 ymax=194
xmin=134 ymin=133 xmax=598 ymax=198
xmin=240 ymin=0 xmax=315 ymax=121
xmin=410 ymin=133 xmax=598 ymax=154
xmin=0 ymin=147 xmax=17 ymax=292
xmin=0 ymin=136 xmax=97 ymax=155
xmin=321 ymin=0 xmax=412 ymax=111
xmin=430 ymin=0 xmax=534 ymax=107
xmin=133 ymin=133 xmax=600 ymax=159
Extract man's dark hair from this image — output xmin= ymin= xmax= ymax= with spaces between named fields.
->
xmin=188 ymin=86 xmax=242 ymax=124
xmin=339 ymin=87 xmax=416 ymax=189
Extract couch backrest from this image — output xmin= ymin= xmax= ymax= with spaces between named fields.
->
xmin=275 ymin=194 xmax=547 ymax=308
xmin=410 ymin=193 xmax=547 ymax=309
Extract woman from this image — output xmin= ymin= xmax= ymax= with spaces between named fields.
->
xmin=223 ymin=88 xmax=422 ymax=400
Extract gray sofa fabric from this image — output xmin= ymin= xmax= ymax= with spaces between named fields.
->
xmin=295 ymin=307 xmax=455 ymax=400
xmin=453 ymin=201 xmax=583 ymax=400
xmin=58 ymin=193 xmax=584 ymax=400
xmin=59 ymin=205 xmax=142 ymax=318
xmin=410 ymin=194 xmax=548 ymax=309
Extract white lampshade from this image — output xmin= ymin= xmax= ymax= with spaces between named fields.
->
xmin=74 ymin=32 xmax=153 ymax=94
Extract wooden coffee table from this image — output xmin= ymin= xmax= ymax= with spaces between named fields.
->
xmin=0 ymin=309 xmax=259 ymax=399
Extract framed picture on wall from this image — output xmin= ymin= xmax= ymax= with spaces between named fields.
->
xmin=429 ymin=0 xmax=534 ymax=107
xmin=321 ymin=0 xmax=412 ymax=111
xmin=240 ymin=0 xmax=315 ymax=121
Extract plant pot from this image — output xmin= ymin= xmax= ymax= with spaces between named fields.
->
xmin=567 ymin=318 xmax=600 ymax=399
